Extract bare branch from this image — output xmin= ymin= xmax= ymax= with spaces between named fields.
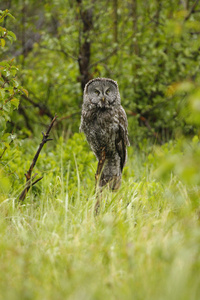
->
xmin=56 ymin=112 xmax=80 ymax=123
xmin=19 ymin=115 xmax=57 ymax=202
xmin=40 ymin=45 xmax=78 ymax=60
xmin=21 ymin=94 xmax=54 ymax=119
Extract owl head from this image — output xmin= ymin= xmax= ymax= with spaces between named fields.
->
xmin=83 ymin=78 xmax=121 ymax=109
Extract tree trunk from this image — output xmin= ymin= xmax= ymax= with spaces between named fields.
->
xmin=113 ymin=0 xmax=118 ymax=43
xmin=77 ymin=0 xmax=93 ymax=92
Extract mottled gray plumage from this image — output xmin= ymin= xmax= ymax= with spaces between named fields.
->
xmin=80 ymin=78 xmax=129 ymax=189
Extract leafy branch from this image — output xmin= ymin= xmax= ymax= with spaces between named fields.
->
xmin=184 ymin=0 xmax=200 ymax=22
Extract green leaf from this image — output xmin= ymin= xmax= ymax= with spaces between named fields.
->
xmin=1 ymin=132 xmax=10 ymax=140
xmin=12 ymin=79 xmax=19 ymax=88
xmin=0 ymin=38 xmax=5 ymax=47
xmin=21 ymin=88 xmax=29 ymax=97
xmin=7 ymin=13 xmax=15 ymax=20
xmin=3 ymin=142 xmax=10 ymax=149
xmin=0 ymin=89 xmax=5 ymax=99
xmin=0 ymin=26 xmax=6 ymax=35
xmin=10 ymin=98 xmax=19 ymax=108
xmin=7 ymin=30 xmax=16 ymax=41
xmin=0 ymin=61 xmax=9 ymax=67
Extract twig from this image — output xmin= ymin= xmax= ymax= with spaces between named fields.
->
xmin=19 ymin=115 xmax=57 ymax=202
xmin=40 ymin=45 xmax=78 ymax=61
xmin=127 ymin=111 xmax=163 ymax=144
xmin=56 ymin=111 xmax=80 ymax=122
xmin=0 ymin=139 xmax=13 ymax=160
xmin=184 ymin=0 xmax=199 ymax=21
xmin=19 ymin=174 xmax=43 ymax=202
xmin=0 ymin=92 xmax=17 ymax=110
xmin=21 ymin=94 xmax=54 ymax=119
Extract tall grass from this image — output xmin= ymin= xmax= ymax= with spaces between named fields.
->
xmin=0 ymin=147 xmax=200 ymax=300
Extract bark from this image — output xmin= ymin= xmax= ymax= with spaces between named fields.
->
xmin=113 ymin=0 xmax=118 ymax=43
xmin=77 ymin=0 xmax=93 ymax=92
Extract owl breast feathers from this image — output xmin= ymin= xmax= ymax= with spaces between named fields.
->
xmin=80 ymin=78 xmax=130 ymax=190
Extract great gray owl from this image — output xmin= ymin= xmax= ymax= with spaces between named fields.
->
xmin=80 ymin=78 xmax=129 ymax=190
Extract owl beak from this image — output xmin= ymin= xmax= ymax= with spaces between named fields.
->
xmin=102 ymin=97 xmax=105 ymax=102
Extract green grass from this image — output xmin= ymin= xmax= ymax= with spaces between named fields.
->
xmin=0 ymin=145 xmax=200 ymax=300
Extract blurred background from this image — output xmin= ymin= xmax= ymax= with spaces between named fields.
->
xmin=1 ymin=0 xmax=200 ymax=145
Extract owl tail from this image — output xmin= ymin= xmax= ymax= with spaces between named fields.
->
xmin=99 ymin=155 xmax=122 ymax=190
xmin=99 ymin=173 xmax=121 ymax=190
xmin=95 ymin=157 xmax=121 ymax=214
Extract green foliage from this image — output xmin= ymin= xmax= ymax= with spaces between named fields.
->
xmin=0 ymin=3 xmax=200 ymax=299
xmin=0 ymin=9 xmax=28 ymax=209
xmin=0 ymin=9 xmax=16 ymax=46
xmin=0 ymin=167 xmax=10 ymax=198
xmin=0 ymin=142 xmax=200 ymax=300
xmin=0 ymin=59 xmax=21 ymax=129
xmin=1 ymin=1 xmax=199 ymax=142
xmin=0 ymin=131 xmax=95 ymax=201
xmin=0 ymin=10 xmax=27 ymax=152
xmin=146 ymin=135 xmax=200 ymax=210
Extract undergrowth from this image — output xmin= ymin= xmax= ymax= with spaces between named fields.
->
xmin=0 ymin=133 xmax=200 ymax=300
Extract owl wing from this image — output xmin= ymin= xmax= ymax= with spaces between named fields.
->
xmin=116 ymin=106 xmax=130 ymax=171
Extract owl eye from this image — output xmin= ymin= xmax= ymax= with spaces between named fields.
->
xmin=105 ymin=89 xmax=110 ymax=95
xmin=94 ymin=89 xmax=100 ymax=95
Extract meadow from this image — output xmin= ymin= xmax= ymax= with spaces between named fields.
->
xmin=0 ymin=134 xmax=200 ymax=300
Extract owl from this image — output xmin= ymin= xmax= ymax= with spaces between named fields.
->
xmin=80 ymin=78 xmax=130 ymax=191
